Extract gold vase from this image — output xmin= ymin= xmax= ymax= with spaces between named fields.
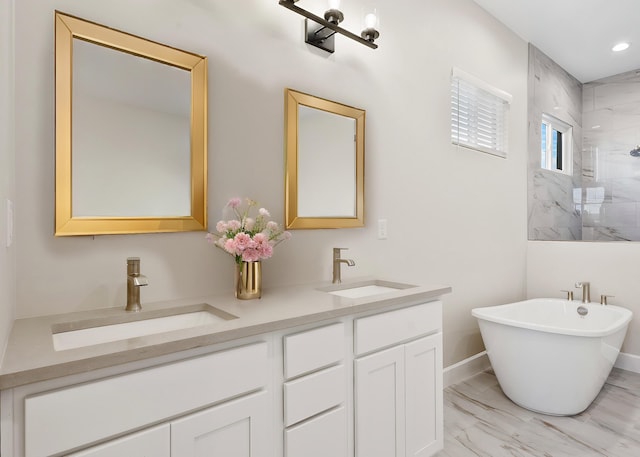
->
xmin=235 ymin=261 xmax=262 ymax=300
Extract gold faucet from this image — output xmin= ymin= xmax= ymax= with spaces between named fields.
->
xmin=332 ymin=248 xmax=355 ymax=284
xmin=575 ymin=281 xmax=590 ymax=304
xmin=126 ymin=257 xmax=148 ymax=312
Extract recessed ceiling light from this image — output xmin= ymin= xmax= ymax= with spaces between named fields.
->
xmin=612 ymin=42 xmax=630 ymax=52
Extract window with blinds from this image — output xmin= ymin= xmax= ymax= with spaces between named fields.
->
xmin=450 ymin=68 xmax=512 ymax=158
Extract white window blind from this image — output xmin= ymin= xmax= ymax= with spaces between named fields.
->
xmin=451 ymin=68 xmax=512 ymax=158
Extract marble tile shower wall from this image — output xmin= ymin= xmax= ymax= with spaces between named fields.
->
xmin=528 ymin=45 xmax=640 ymax=241
xmin=528 ymin=45 xmax=583 ymax=240
xmin=582 ymin=70 xmax=640 ymax=241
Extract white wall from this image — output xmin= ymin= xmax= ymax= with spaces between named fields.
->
xmin=0 ymin=0 xmax=16 ymax=357
xmin=527 ymin=241 xmax=640 ymax=355
xmin=13 ymin=0 xmax=529 ymax=366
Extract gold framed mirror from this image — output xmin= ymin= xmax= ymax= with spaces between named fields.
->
xmin=284 ymin=89 xmax=365 ymax=229
xmin=54 ymin=11 xmax=207 ymax=236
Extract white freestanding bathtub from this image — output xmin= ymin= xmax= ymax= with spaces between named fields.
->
xmin=472 ymin=298 xmax=632 ymax=416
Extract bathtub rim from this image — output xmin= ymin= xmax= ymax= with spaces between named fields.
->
xmin=471 ymin=298 xmax=632 ymax=338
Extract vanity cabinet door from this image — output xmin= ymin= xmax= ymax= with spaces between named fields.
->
xmin=67 ymin=424 xmax=170 ymax=457
xmin=354 ymin=334 xmax=443 ymax=457
xmin=171 ymin=390 xmax=271 ymax=457
xmin=405 ymin=334 xmax=443 ymax=457
xmin=355 ymin=345 xmax=405 ymax=457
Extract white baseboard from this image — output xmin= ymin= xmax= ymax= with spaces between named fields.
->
xmin=615 ymin=352 xmax=640 ymax=374
xmin=443 ymin=351 xmax=491 ymax=387
xmin=442 ymin=351 xmax=638 ymax=389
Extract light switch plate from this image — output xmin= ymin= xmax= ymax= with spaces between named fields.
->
xmin=377 ymin=219 xmax=388 ymax=240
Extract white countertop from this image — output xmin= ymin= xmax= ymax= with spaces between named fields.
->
xmin=0 ymin=278 xmax=451 ymax=389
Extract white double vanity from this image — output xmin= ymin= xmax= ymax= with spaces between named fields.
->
xmin=0 ymin=279 xmax=450 ymax=457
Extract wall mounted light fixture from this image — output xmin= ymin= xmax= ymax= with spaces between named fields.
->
xmin=279 ymin=0 xmax=379 ymax=53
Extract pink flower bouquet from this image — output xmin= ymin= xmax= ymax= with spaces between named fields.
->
xmin=206 ymin=197 xmax=291 ymax=264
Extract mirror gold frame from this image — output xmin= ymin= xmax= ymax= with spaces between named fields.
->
xmin=284 ymin=89 xmax=365 ymax=229
xmin=54 ymin=11 xmax=207 ymax=236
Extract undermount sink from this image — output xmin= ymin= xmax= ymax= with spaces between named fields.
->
xmin=328 ymin=284 xmax=402 ymax=298
xmin=52 ymin=304 xmax=237 ymax=351
xmin=318 ymin=280 xmax=417 ymax=299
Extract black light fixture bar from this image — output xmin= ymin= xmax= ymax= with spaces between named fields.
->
xmin=279 ymin=0 xmax=378 ymax=50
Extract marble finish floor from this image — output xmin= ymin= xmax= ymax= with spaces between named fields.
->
xmin=435 ymin=368 xmax=640 ymax=456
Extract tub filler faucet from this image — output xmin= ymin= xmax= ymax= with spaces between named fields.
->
xmin=126 ymin=257 xmax=148 ymax=312
xmin=575 ymin=281 xmax=590 ymax=304
xmin=332 ymin=248 xmax=355 ymax=284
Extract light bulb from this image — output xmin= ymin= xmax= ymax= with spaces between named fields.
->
xmin=361 ymin=9 xmax=379 ymax=43
xmin=364 ymin=12 xmax=377 ymax=28
xmin=328 ymin=0 xmax=342 ymax=9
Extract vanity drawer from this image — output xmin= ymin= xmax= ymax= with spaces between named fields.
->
xmin=285 ymin=406 xmax=348 ymax=457
xmin=25 ymin=342 xmax=268 ymax=457
xmin=354 ymin=301 xmax=442 ymax=355
xmin=284 ymin=364 xmax=345 ymax=427
xmin=284 ymin=322 xmax=344 ymax=379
